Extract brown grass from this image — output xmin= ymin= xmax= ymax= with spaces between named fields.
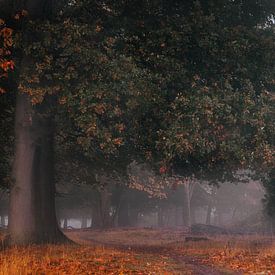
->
xmin=0 ymin=244 xmax=185 ymax=274
xmin=69 ymin=229 xmax=275 ymax=274
xmin=177 ymin=235 xmax=275 ymax=273
xmin=1 ymin=229 xmax=275 ymax=274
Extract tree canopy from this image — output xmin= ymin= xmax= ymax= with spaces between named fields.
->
xmin=0 ymin=0 xmax=274 ymax=244
xmin=1 ymin=0 xmax=274 ymax=178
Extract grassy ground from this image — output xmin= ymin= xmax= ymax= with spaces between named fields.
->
xmin=0 ymin=244 xmax=183 ymax=274
xmin=69 ymin=228 xmax=275 ymax=274
xmin=0 ymin=228 xmax=275 ymax=274
xmin=174 ymin=235 xmax=275 ymax=274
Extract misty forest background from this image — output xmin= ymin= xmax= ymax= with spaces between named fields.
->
xmin=0 ymin=0 xmax=274 ymax=246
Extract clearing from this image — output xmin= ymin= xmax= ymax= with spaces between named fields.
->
xmin=0 ymin=228 xmax=275 ymax=274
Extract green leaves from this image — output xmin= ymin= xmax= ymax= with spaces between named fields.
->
xmin=13 ymin=0 xmax=274 ymax=178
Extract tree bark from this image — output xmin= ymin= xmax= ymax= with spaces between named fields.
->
xmin=5 ymin=0 xmax=71 ymax=246
xmin=8 ymin=93 xmax=67 ymax=245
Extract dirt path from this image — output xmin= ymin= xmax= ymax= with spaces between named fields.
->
xmin=169 ymin=253 xmax=238 ymax=275
xmin=78 ymin=235 xmax=239 ymax=275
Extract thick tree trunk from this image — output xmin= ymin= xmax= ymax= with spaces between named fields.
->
xmin=1 ymin=0 xmax=70 ymax=246
xmin=8 ymin=93 xmax=67 ymax=245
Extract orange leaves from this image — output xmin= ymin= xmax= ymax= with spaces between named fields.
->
xmin=115 ymin=123 xmax=125 ymax=133
xmin=95 ymin=24 xmax=103 ymax=33
xmin=0 ymin=60 xmax=14 ymax=72
xmin=0 ymin=27 xmax=13 ymax=47
xmin=0 ymin=18 xmax=14 ymax=93
xmin=86 ymin=121 xmax=97 ymax=136
xmin=59 ymin=96 xmax=67 ymax=105
xmin=94 ymin=103 xmax=106 ymax=115
xmin=175 ymin=235 xmax=275 ymax=274
xmin=113 ymin=137 xmax=123 ymax=146
xmin=18 ymin=83 xmax=45 ymax=105
xmin=0 ymin=242 xmax=176 ymax=274
xmin=113 ymin=106 xmax=122 ymax=117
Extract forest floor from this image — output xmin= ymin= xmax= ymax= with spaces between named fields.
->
xmin=0 ymin=228 xmax=275 ymax=274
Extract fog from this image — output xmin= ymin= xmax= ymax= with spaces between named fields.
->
xmin=1 ymin=170 xmax=266 ymax=234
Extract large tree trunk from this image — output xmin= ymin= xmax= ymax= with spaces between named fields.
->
xmin=8 ymin=93 xmax=66 ymax=245
xmin=5 ymin=0 xmax=70 ymax=246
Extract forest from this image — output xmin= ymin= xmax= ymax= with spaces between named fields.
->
xmin=0 ymin=0 xmax=274 ymax=274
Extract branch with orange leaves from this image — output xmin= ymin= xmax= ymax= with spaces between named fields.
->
xmin=0 ymin=18 xmax=14 ymax=94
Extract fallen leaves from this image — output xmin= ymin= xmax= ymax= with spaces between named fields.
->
xmin=175 ymin=236 xmax=275 ymax=274
xmin=0 ymin=243 xmax=178 ymax=274
xmin=1 ymin=229 xmax=275 ymax=274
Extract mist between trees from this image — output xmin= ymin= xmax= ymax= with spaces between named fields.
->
xmin=0 ymin=0 xmax=274 ymax=246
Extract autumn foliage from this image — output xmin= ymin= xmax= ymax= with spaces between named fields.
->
xmin=0 ymin=19 xmax=14 ymax=94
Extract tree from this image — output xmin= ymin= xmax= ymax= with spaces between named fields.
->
xmin=263 ymin=168 xmax=275 ymax=222
xmin=0 ymin=17 xmax=14 ymax=94
xmin=1 ymin=0 xmax=158 ymax=244
xmin=111 ymin=1 xmax=274 ymax=227
xmin=0 ymin=0 xmax=69 ymax=245
xmin=41 ymin=0 xmax=274 ymax=227
xmin=0 ymin=17 xmax=15 ymax=190
xmin=0 ymin=0 xmax=274 ymax=244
